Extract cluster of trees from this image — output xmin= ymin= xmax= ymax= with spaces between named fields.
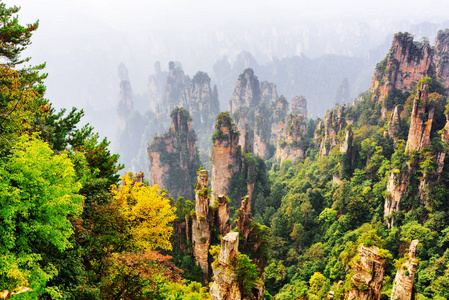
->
xmin=0 ymin=4 xmax=209 ymax=299
xmin=253 ymin=75 xmax=449 ymax=298
xmin=5 ymin=3 xmax=449 ymax=299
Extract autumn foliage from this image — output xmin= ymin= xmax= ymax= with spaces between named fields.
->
xmin=110 ymin=173 xmax=176 ymax=251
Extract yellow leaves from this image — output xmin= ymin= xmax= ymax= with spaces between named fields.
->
xmin=110 ymin=173 xmax=176 ymax=251
xmin=0 ymin=66 xmax=40 ymax=150
xmin=0 ymin=286 xmax=33 ymax=299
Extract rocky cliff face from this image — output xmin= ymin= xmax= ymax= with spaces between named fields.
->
xmin=234 ymin=110 xmax=252 ymax=153
xmin=228 ymin=68 xmax=280 ymax=159
xmin=370 ymin=31 xmax=449 ymax=116
xmin=275 ymin=113 xmax=308 ymax=164
xmin=270 ymin=96 xmax=290 ymax=144
xmin=391 ymin=240 xmax=420 ymax=300
xmin=290 ymin=95 xmax=307 ymax=118
xmin=347 ymin=245 xmax=386 ymax=300
xmin=164 ymin=63 xmax=219 ymax=131
xmin=254 ymin=114 xmax=271 ymax=159
xmin=432 ymin=29 xmax=449 ymax=89
xmin=164 ymin=62 xmax=191 ymax=115
xmin=229 ymin=68 xmax=262 ymax=114
xmin=148 ymin=108 xmax=200 ymax=201
xmin=189 ymin=71 xmax=220 ymax=129
xmin=192 ymin=169 xmax=211 ymax=281
xmin=405 ymin=84 xmax=433 ymax=152
xmin=385 ymin=162 xmax=412 ymax=229
xmin=236 ymin=196 xmax=252 ymax=247
xmin=387 ymin=106 xmax=402 ymax=143
xmin=319 ymin=106 xmax=347 ymax=157
xmin=340 ymin=126 xmax=353 ymax=155
xmin=215 ymin=195 xmax=231 ymax=236
xmin=210 ymin=232 xmax=241 ymax=300
xmin=385 ymin=84 xmax=435 ymax=228
xmin=147 ymin=61 xmax=167 ymax=113
xmin=260 ymin=81 xmax=278 ymax=104
xmin=211 ymin=113 xmax=243 ymax=201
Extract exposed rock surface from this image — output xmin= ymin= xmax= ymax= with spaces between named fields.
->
xmin=164 ymin=62 xmax=219 ymax=131
xmin=340 ymin=126 xmax=353 ymax=155
xmin=189 ymin=71 xmax=220 ymax=129
xmin=215 ymin=195 xmax=231 ymax=236
xmin=260 ymin=81 xmax=278 ymax=104
xmin=347 ymin=245 xmax=386 ymax=300
xmin=405 ymin=84 xmax=433 ymax=152
xmin=319 ymin=106 xmax=347 ymax=157
xmin=192 ymin=169 xmax=211 ymax=280
xmin=391 ymin=240 xmax=419 ymax=300
xmin=229 ymin=68 xmax=262 ymax=114
xmin=275 ymin=113 xmax=308 ymax=164
xmin=147 ymin=61 xmax=167 ymax=112
xmin=211 ymin=113 xmax=243 ymax=201
xmin=384 ymin=84 xmax=432 ymax=228
xmin=228 ymin=68 xmax=279 ymax=158
xmin=148 ymin=108 xmax=200 ymax=201
xmin=270 ymin=96 xmax=290 ymax=144
xmin=290 ymin=95 xmax=307 ymax=118
xmin=164 ymin=62 xmax=191 ymax=115
xmin=370 ymin=31 xmax=449 ymax=116
xmin=236 ymin=196 xmax=252 ymax=247
xmin=210 ymin=232 xmax=241 ymax=300
xmin=254 ymin=114 xmax=271 ymax=159
xmin=387 ymin=106 xmax=402 ymax=143
xmin=432 ymin=29 xmax=449 ymax=89
xmin=234 ymin=110 xmax=252 ymax=152
xmin=384 ymin=170 xmax=409 ymax=229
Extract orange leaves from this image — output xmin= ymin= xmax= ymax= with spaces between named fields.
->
xmin=101 ymin=250 xmax=183 ymax=299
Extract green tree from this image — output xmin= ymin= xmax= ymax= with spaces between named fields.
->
xmin=0 ymin=135 xmax=83 ymax=297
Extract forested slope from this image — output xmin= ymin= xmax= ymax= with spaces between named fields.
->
xmin=3 ymin=2 xmax=449 ymax=300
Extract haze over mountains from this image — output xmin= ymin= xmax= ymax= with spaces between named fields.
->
xmin=7 ymin=0 xmax=449 ymax=164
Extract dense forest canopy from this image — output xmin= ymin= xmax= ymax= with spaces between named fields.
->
xmin=3 ymin=2 xmax=449 ymax=300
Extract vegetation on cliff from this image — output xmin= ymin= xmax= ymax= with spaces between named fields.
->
xmin=4 ymin=3 xmax=449 ymax=299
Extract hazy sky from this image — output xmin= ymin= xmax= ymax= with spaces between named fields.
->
xmin=9 ymin=0 xmax=449 ymax=27
xmin=4 ymin=0 xmax=449 ymax=146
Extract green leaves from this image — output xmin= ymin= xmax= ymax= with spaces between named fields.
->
xmin=0 ymin=135 xmax=83 ymax=293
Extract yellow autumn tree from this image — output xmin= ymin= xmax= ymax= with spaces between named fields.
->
xmin=110 ymin=173 xmax=176 ymax=251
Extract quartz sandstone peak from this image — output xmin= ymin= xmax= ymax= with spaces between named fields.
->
xmin=275 ymin=113 xmax=308 ymax=164
xmin=391 ymin=240 xmax=419 ymax=300
xmin=319 ymin=106 xmax=347 ymax=157
xmin=229 ymin=68 xmax=261 ymax=114
xmin=211 ymin=113 xmax=243 ymax=202
xmin=370 ymin=31 xmax=449 ymax=117
xmin=347 ymin=245 xmax=386 ymax=300
xmin=192 ymin=169 xmax=211 ymax=280
xmin=270 ymin=96 xmax=290 ymax=144
xmin=148 ymin=108 xmax=200 ymax=201
xmin=215 ymin=195 xmax=231 ymax=236
xmin=260 ymin=81 xmax=278 ymax=104
xmin=290 ymin=95 xmax=307 ymax=118
xmin=384 ymin=83 xmax=434 ymax=228
xmin=236 ymin=196 xmax=252 ymax=247
xmin=210 ymin=232 xmax=241 ymax=300
xmin=163 ymin=62 xmax=219 ymax=131
xmin=164 ymin=62 xmax=190 ymax=115
xmin=405 ymin=83 xmax=433 ymax=152
xmin=387 ymin=106 xmax=402 ymax=143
